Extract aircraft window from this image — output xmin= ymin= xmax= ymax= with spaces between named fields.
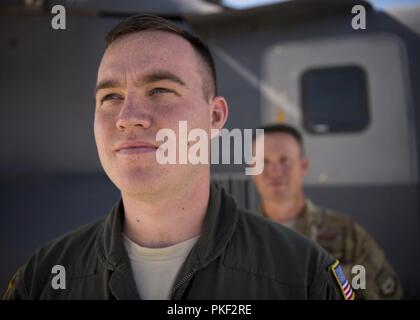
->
xmin=300 ymin=65 xmax=369 ymax=134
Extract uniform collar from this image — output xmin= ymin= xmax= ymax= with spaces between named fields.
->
xmin=95 ymin=200 xmax=139 ymax=299
xmin=169 ymin=182 xmax=239 ymax=299
xmin=96 ymin=199 xmax=127 ymax=270
xmin=182 ymin=182 xmax=239 ymax=268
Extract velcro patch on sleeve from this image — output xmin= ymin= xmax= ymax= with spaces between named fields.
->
xmin=330 ymin=260 xmax=355 ymax=300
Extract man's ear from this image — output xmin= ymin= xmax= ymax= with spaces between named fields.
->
xmin=210 ymin=96 xmax=228 ymax=132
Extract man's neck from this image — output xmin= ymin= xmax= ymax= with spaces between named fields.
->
xmin=261 ymin=193 xmax=306 ymax=224
xmin=121 ymin=172 xmax=210 ymax=248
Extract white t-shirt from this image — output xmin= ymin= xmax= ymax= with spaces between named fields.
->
xmin=122 ymin=234 xmax=199 ymax=300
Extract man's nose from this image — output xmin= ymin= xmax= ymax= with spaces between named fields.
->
xmin=116 ymin=96 xmax=152 ymax=130
xmin=267 ymin=162 xmax=284 ymax=174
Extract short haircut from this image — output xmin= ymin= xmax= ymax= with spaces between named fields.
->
xmin=104 ymin=14 xmax=217 ymax=101
xmin=256 ymin=123 xmax=305 ymax=157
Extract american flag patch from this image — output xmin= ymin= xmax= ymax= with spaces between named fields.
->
xmin=330 ymin=260 xmax=355 ymax=300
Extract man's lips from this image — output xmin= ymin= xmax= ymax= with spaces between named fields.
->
xmin=268 ymin=179 xmax=285 ymax=186
xmin=115 ymin=141 xmax=158 ymax=154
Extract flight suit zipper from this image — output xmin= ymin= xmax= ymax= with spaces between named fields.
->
xmin=171 ymin=268 xmax=197 ymax=299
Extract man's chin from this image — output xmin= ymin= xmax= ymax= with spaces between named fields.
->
xmin=268 ymin=187 xmax=289 ymax=198
xmin=119 ymin=179 xmax=163 ymax=199
xmin=111 ymin=169 xmax=159 ymax=191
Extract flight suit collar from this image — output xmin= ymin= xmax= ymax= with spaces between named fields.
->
xmin=95 ymin=200 xmax=140 ymax=299
xmin=191 ymin=182 xmax=238 ymax=264
xmin=170 ymin=182 xmax=239 ymax=299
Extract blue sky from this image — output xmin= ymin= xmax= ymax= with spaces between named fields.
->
xmin=223 ymin=0 xmax=420 ymax=9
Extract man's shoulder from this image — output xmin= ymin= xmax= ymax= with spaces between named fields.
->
xmin=227 ymin=207 xmax=335 ymax=284
xmin=23 ymin=217 xmax=106 ymax=278
xmin=3 ymin=217 xmax=108 ymax=299
xmin=238 ymin=208 xmax=322 ymax=252
xmin=41 ymin=218 xmax=104 ymax=257
xmin=309 ymin=201 xmax=371 ymax=238
xmin=308 ymin=200 xmax=357 ymax=230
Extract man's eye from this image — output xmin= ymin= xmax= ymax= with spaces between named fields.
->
xmin=149 ymin=88 xmax=173 ymax=95
xmin=280 ymin=158 xmax=291 ymax=165
xmin=100 ymin=93 xmax=123 ymax=103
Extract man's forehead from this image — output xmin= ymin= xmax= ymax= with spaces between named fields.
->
xmin=97 ymin=31 xmax=200 ymax=82
xmin=262 ymin=132 xmax=301 ymax=153
xmin=103 ymin=30 xmax=196 ymax=59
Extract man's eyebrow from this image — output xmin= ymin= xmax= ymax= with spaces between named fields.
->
xmin=94 ymin=71 xmax=187 ymax=96
xmin=95 ymin=80 xmax=122 ymax=95
xmin=141 ymin=71 xmax=187 ymax=87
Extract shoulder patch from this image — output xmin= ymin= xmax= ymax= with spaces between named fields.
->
xmin=376 ymin=268 xmax=397 ymax=297
xmin=329 ymin=260 xmax=355 ymax=300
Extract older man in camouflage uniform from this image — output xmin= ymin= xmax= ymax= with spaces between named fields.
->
xmin=252 ymin=123 xmax=402 ymax=299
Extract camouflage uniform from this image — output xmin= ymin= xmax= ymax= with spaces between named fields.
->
xmin=262 ymin=199 xmax=403 ymax=300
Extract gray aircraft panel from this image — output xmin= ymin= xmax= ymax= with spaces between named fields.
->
xmin=262 ymin=33 xmax=417 ymax=185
